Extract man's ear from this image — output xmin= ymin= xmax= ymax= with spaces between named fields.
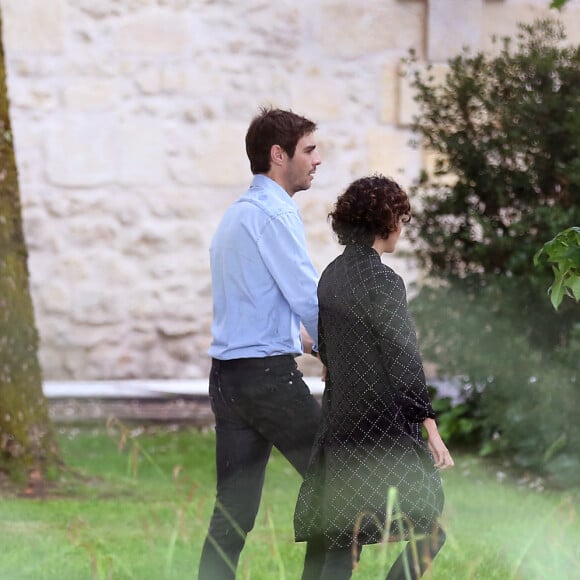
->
xmin=270 ymin=144 xmax=286 ymax=167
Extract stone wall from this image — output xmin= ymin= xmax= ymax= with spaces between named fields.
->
xmin=1 ymin=0 xmax=579 ymax=380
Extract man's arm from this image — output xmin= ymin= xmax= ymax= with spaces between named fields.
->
xmin=258 ymin=212 xmax=320 ymax=347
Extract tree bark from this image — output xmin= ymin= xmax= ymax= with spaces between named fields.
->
xmin=0 ymin=9 xmax=62 ymax=486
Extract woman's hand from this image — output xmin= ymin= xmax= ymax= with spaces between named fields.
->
xmin=423 ymin=418 xmax=455 ymax=470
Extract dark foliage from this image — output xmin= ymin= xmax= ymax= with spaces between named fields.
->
xmin=404 ymin=19 xmax=580 ymax=486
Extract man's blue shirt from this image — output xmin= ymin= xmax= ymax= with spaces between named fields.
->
xmin=208 ymin=174 xmax=319 ymax=360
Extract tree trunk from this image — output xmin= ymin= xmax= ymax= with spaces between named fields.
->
xmin=0 ymin=9 xmax=62 ymax=487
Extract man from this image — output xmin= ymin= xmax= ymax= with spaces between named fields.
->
xmin=198 ymin=107 xmax=323 ymax=579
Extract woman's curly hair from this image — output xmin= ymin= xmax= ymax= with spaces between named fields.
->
xmin=329 ymin=174 xmax=411 ymax=246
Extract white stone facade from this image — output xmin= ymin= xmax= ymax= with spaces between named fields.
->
xmin=1 ymin=0 xmax=579 ymax=380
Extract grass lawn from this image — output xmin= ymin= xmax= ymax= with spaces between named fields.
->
xmin=0 ymin=423 xmax=578 ymax=579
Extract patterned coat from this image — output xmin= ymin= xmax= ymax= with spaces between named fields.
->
xmin=294 ymin=244 xmax=444 ymax=549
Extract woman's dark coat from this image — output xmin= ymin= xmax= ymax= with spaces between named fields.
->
xmin=294 ymin=244 xmax=444 ymax=549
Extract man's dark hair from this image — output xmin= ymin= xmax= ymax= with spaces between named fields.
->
xmin=245 ymin=107 xmax=317 ymax=174
xmin=329 ymin=174 xmax=411 ymax=246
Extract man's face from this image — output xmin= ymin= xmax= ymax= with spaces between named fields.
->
xmin=284 ymin=133 xmax=321 ymax=195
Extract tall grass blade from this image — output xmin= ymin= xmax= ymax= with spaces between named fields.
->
xmin=206 ymin=535 xmax=237 ymax=576
xmin=203 ymin=499 xmax=248 ymax=575
xmin=266 ymin=508 xmax=286 ymax=580
xmin=510 ymin=497 xmax=577 ymax=579
xmin=164 ymin=527 xmax=178 ymax=577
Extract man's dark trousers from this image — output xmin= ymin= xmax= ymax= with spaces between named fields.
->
xmin=198 ymin=355 xmax=322 ymax=579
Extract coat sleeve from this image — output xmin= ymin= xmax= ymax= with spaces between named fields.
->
xmin=369 ymin=267 xmax=435 ymax=423
xmin=317 ymin=299 xmax=328 ymax=368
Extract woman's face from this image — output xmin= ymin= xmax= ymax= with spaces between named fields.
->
xmin=384 ymin=217 xmax=404 ymax=253
xmin=372 ymin=217 xmax=404 ymax=255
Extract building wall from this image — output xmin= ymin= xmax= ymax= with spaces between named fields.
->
xmin=1 ymin=0 xmax=579 ymax=380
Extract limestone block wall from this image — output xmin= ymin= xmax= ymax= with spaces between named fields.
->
xmin=1 ymin=0 xmax=579 ymax=380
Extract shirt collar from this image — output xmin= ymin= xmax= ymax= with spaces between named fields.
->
xmin=249 ymin=174 xmax=295 ymax=208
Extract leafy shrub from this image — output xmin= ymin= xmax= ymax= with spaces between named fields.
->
xmin=427 ymin=384 xmax=484 ymax=449
xmin=413 ymin=283 xmax=579 ymax=486
xmin=534 ymin=226 xmax=580 ymax=309
xmin=404 ymin=18 xmax=580 ymax=486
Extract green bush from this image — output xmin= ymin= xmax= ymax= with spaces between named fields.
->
xmin=427 ymin=384 xmax=484 ymax=449
xmin=403 ymin=18 xmax=580 ymax=486
xmin=413 ymin=283 xmax=580 ymax=486
xmin=534 ymin=226 xmax=580 ymax=309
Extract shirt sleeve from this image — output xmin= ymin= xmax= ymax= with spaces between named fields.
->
xmin=257 ymin=210 xmax=320 ymax=348
xmin=369 ymin=267 xmax=435 ymax=423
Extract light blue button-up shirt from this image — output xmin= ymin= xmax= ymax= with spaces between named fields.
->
xmin=208 ymin=174 xmax=319 ymax=360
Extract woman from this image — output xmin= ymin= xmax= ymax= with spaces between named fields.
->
xmin=294 ymin=175 xmax=454 ymax=580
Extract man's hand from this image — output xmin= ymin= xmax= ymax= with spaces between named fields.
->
xmin=300 ymin=324 xmax=314 ymax=355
